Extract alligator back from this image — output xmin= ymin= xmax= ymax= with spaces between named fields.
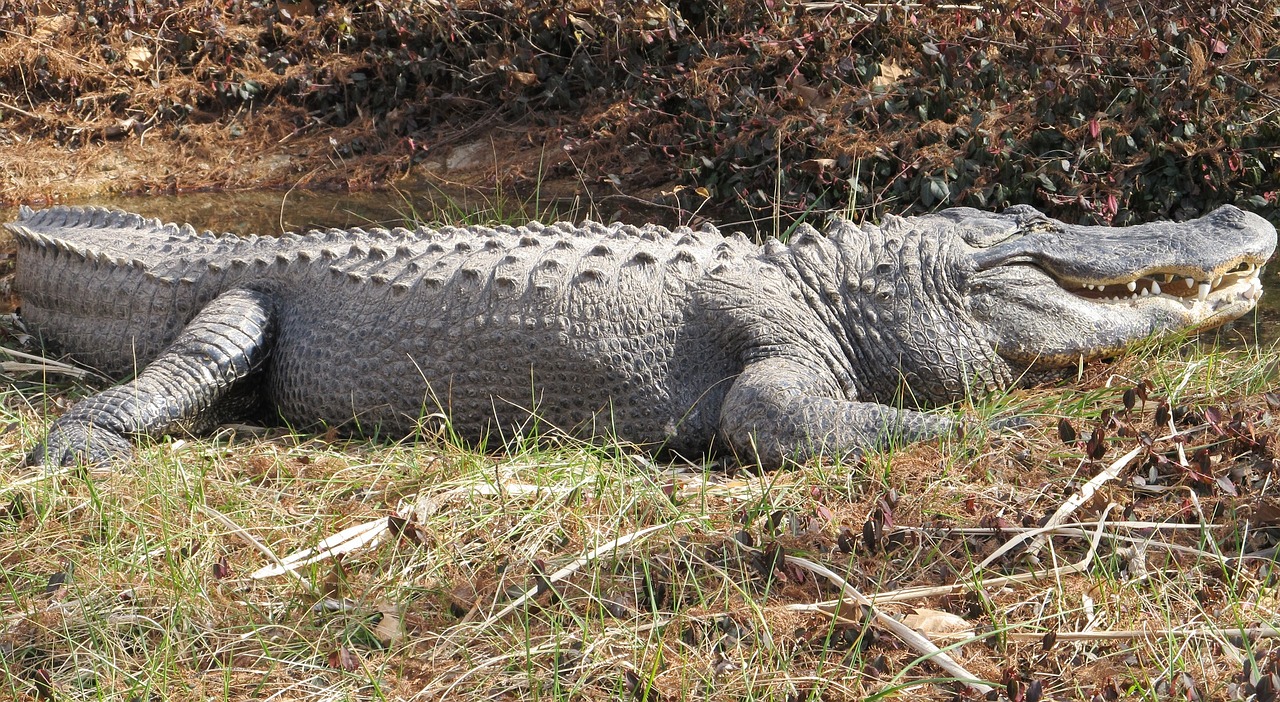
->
xmin=9 ymin=206 xmax=761 ymax=450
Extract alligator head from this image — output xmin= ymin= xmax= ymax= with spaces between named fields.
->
xmin=815 ymin=204 xmax=1275 ymax=405
xmin=949 ymin=204 xmax=1277 ymax=370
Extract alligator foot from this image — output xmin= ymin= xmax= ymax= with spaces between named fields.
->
xmin=21 ymin=287 xmax=275 ymax=469
xmin=24 ymin=419 xmax=134 ymax=468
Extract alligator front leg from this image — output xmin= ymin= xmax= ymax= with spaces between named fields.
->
xmin=24 ymin=289 xmax=275 ymax=468
xmin=718 ymin=357 xmax=958 ymax=468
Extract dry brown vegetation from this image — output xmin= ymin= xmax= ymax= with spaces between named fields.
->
xmin=0 ymin=1 xmax=1276 ymax=228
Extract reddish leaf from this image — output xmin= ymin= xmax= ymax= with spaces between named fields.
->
xmin=760 ymin=542 xmax=786 ymax=576
xmin=837 ymin=527 xmax=855 ymax=554
xmin=1057 ymin=418 xmax=1077 ymax=445
xmin=1204 ymin=406 xmax=1225 ymax=434
xmin=1216 ymin=475 xmax=1239 ymax=497
xmin=1086 ymin=426 xmax=1107 ymax=460
xmin=862 ymin=517 xmax=879 ymax=553
xmin=877 ymin=498 xmax=895 ymax=530
xmin=28 ymin=669 xmax=54 ymax=700
xmin=328 ymin=647 xmax=360 ymax=671
xmin=45 ymin=571 xmax=67 ymax=596
xmin=388 ymin=515 xmax=429 ymax=546
xmin=1155 ymin=401 xmax=1171 ymax=428
xmin=1193 ymin=447 xmax=1212 ymax=474
xmin=1041 ymin=629 xmax=1057 ymax=651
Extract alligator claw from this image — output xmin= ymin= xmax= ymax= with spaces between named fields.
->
xmin=23 ymin=420 xmax=134 ymax=469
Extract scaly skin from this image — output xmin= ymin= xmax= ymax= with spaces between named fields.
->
xmin=6 ymin=204 xmax=1276 ymax=468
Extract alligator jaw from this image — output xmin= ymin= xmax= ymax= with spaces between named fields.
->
xmin=1062 ymin=260 xmax=1265 ymax=312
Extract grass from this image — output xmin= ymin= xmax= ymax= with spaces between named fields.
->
xmin=3 ymin=330 xmax=1280 ymax=701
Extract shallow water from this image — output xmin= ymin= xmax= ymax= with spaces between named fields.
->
xmin=3 ymin=190 xmax=1278 ymax=347
xmin=28 ymin=190 xmax=476 ymax=235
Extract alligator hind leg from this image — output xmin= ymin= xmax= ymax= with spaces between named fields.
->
xmin=24 ymin=288 xmax=275 ymax=468
xmin=718 ymin=358 xmax=958 ymax=468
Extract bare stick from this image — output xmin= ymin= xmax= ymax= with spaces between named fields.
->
xmin=1001 ymin=626 xmax=1280 ymax=642
xmin=473 ymin=518 xmax=693 ymax=631
xmin=199 ymin=505 xmax=315 ymax=592
xmin=791 ymin=508 xmax=1112 ymax=611
xmin=1021 ymin=445 xmax=1143 ymax=559
xmin=785 ymin=554 xmax=994 ymax=696
xmin=1 ymin=345 xmax=102 ymax=380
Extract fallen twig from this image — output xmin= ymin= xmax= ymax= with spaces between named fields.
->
xmin=999 ymin=625 xmax=1280 ymax=642
xmin=1 ymin=345 xmax=100 ymax=380
xmin=472 ymin=518 xmax=694 ymax=631
xmin=785 ymin=554 xmax=994 ymax=696
xmin=791 ymin=507 xmax=1113 ymax=612
xmin=250 ymin=517 xmax=389 ymax=579
xmin=199 ymin=505 xmax=315 ymax=592
xmin=1022 ymin=445 xmax=1143 ymax=559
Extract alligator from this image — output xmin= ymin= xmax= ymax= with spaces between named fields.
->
xmin=5 ymin=204 xmax=1275 ymax=469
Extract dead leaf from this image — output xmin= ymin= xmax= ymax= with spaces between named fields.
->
xmin=327 ymin=646 xmax=359 ymax=671
xmin=277 ymin=0 xmax=316 ymax=18
xmin=797 ymin=158 xmax=837 ymax=176
xmin=373 ymin=604 xmax=404 ymax=645
xmin=901 ymin=607 xmax=974 ymax=642
xmin=126 ymin=46 xmax=152 ymax=74
xmin=568 ymin=14 xmax=597 ymax=39
xmin=510 ymin=71 xmax=539 ymax=86
xmin=1249 ymin=498 xmax=1280 ymax=527
xmin=870 ymin=60 xmax=906 ymax=91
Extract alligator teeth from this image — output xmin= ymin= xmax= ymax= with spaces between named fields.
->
xmin=1212 ymin=276 xmax=1222 ymax=287
xmin=1126 ymin=280 xmax=1137 ymax=291
xmin=1197 ymin=282 xmax=1210 ymax=301
xmin=1163 ymin=274 xmax=1174 ymax=283
xmin=1185 ymin=277 xmax=1195 ymax=288
xmin=1150 ymin=280 xmax=1161 ymax=295
xmin=1140 ymin=288 xmax=1150 ymax=297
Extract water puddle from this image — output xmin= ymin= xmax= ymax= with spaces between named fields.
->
xmin=2 ymin=190 xmax=1277 ymax=347
xmin=1 ymin=188 xmax=589 ymax=236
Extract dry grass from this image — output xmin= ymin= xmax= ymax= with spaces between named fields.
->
xmin=3 ymin=332 xmax=1280 ymax=701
